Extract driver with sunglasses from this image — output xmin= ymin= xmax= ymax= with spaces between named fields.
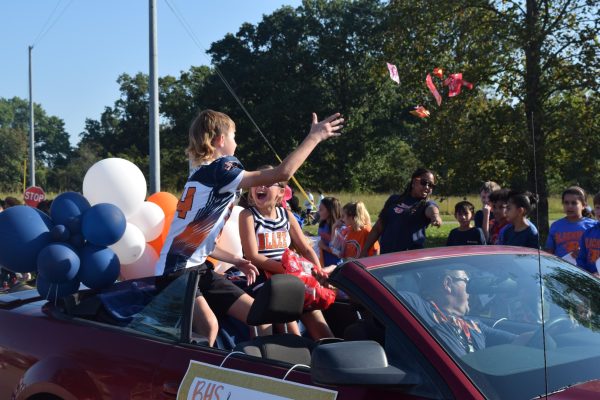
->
xmin=361 ymin=168 xmax=442 ymax=256
xmin=400 ymin=268 xmax=517 ymax=356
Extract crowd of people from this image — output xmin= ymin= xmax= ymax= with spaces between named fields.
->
xmin=312 ymin=176 xmax=600 ymax=279
xmin=3 ymin=107 xmax=600 ymax=347
xmin=152 ymin=108 xmax=600 ymax=346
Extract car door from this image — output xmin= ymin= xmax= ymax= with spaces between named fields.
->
xmin=328 ymin=261 xmax=483 ymax=400
xmin=152 ymin=266 xmax=439 ymax=400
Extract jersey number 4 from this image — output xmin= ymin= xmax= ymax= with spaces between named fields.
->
xmin=177 ymin=187 xmax=196 ymax=218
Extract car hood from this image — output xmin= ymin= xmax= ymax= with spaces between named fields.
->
xmin=545 ymin=380 xmax=600 ymax=399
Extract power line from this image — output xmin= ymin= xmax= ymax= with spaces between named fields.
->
xmin=162 ymin=0 xmax=319 ymax=206
xmin=163 ymin=0 xmax=281 ymax=159
xmin=32 ymin=0 xmax=63 ymax=46
xmin=32 ymin=0 xmax=74 ymax=47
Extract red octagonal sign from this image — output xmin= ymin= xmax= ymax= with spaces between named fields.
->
xmin=24 ymin=186 xmax=46 ymax=208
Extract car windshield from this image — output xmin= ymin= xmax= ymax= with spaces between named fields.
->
xmin=370 ymin=253 xmax=600 ymax=400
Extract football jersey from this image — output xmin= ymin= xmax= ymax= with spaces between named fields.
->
xmin=156 ymin=156 xmax=244 ymax=276
xmin=250 ymin=206 xmax=291 ymax=262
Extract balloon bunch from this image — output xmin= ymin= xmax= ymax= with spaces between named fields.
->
xmin=0 ymin=158 xmax=178 ymax=301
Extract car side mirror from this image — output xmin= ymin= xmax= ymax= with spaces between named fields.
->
xmin=311 ymin=340 xmax=420 ymax=386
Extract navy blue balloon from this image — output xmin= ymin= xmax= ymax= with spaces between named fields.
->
xmin=69 ymin=233 xmax=85 ymax=248
xmin=78 ymin=244 xmax=120 ymax=290
xmin=51 ymin=224 xmax=71 ymax=242
xmin=37 ymin=243 xmax=80 ymax=283
xmin=66 ymin=216 xmax=82 ymax=234
xmin=0 ymin=205 xmax=53 ymax=273
xmin=81 ymin=203 xmax=126 ymax=246
xmin=36 ymin=276 xmax=80 ymax=301
xmin=50 ymin=192 xmax=91 ymax=226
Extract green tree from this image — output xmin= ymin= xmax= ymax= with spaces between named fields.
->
xmin=387 ymin=0 xmax=600 ymax=237
xmin=0 ymin=97 xmax=72 ymax=191
xmin=0 ymin=126 xmax=27 ymax=192
xmin=79 ymin=73 xmax=151 ymax=182
xmin=205 ymin=0 xmax=415 ymax=191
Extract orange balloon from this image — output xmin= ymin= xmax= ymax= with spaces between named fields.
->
xmin=147 ymin=192 xmax=178 ymax=255
xmin=147 ymin=192 xmax=178 ymax=215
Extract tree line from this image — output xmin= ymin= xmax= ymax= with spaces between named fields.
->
xmin=1 ymin=0 xmax=598 ymax=237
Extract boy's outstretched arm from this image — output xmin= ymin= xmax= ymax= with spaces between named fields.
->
xmin=239 ymin=113 xmax=343 ymax=189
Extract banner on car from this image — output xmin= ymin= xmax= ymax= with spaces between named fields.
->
xmin=177 ymin=360 xmax=337 ymax=400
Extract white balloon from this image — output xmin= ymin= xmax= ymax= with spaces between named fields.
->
xmin=212 ymin=206 xmax=244 ymax=274
xmin=128 ymin=201 xmax=165 ymax=242
xmin=83 ymin=158 xmax=147 ymax=218
xmin=120 ymin=244 xmax=158 ymax=281
xmin=109 ymin=223 xmax=146 ymax=264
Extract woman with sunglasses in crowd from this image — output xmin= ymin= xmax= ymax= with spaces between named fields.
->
xmin=360 ymin=168 xmax=442 ymax=256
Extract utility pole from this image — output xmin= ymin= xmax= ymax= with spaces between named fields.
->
xmin=149 ymin=0 xmax=160 ymax=194
xmin=28 ymin=45 xmax=35 ymax=187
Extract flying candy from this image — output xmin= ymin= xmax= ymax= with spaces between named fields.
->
xmin=386 ymin=62 xmax=400 ymax=84
xmin=433 ymin=67 xmax=444 ymax=79
xmin=443 ymin=73 xmax=473 ymax=97
xmin=409 ymin=105 xmax=430 ymax=118
xmin=426 ymin=74 xmax=442 ymax=106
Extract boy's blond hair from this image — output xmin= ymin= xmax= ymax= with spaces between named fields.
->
xmin=479 ymin=181 xmax=501 ymax=194
xmin=186 ymin=109 xmax=235 ymax=164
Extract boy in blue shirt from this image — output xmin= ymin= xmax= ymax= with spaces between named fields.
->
xmin=498 ymin=191 xmax=539 ymax=249
xmin=446 ymin=201 xmax=486 ymax=246
xmin=576 ymin=192 xmax=600 ymax=277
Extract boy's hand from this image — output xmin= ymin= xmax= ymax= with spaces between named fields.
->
xmin=309 ymin=113 xmax=344 ymax=142
xmin=234 ymin=258 xmax=259 ymax=286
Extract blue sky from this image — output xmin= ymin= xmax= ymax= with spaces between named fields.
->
xmin=1 ymin=0 xmax=301 ymax=145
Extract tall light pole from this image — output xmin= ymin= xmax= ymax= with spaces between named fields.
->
xmin=28 ymin=45 xmax=35 ymax=187
xmin=149 ymin=0 xmax=160 ymax=194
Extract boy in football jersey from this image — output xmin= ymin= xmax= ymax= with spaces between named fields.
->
xmin=156 ymin=109 xmax=343 ymax=345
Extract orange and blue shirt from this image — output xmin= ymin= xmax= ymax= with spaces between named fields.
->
xmin=545 ymin=217 xmax=596 ymax=258
xmin=577 ymin=223 xmax=600 ymax=274
xmin=156 ymin=156 xmax=243 ymax=275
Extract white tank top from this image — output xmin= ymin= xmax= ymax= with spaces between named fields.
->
xmin=249 ymin=206 xmax=291 ymax=261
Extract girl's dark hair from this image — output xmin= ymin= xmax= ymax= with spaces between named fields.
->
xmin=508 ymin=190 xmax=538 ymax=216
xmin=4 ymin=196 xmax=21 ymax=208
xmin=379 ymin=167 xmax=435 ymax=223
xmin=289 ymin=196 xmax=302 ymax=213
xmin=563 ymin=186 xmax=591 ymax=217
xmin=488 ymin=188 xmax=511 ymax=204
xmin=318 ymin=197 xmax=341 ymax=233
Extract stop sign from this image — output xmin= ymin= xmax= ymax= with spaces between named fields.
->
xmin=24 ymin=186 xmax=46 ymax=208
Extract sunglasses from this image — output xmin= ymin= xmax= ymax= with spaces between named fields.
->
xmin=419 ymin=179 xmax=436 ymax=189
xmin=257 ymin=183 xmax=285 ymax=189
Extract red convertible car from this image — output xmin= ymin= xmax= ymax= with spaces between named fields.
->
xmin=2 ymin=246 xmax=600 ymax=399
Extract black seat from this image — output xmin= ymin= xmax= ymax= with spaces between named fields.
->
xmin=234 ymin=275 xmax=315 ymax=364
